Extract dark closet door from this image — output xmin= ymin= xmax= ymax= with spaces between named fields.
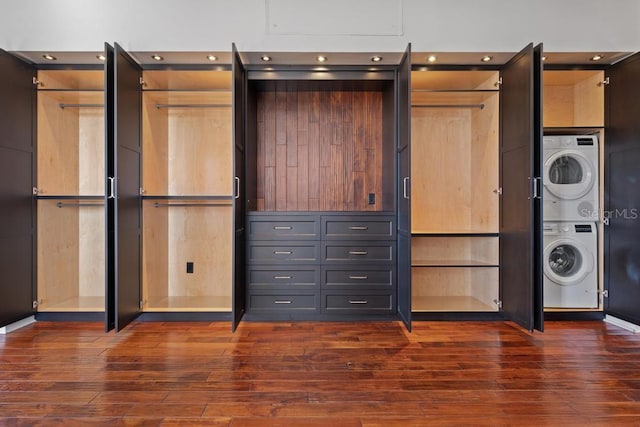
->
xmin=112 ymin=43 xmax=142 ymax=332
xmin=532 ymin=44 xmax=544 ymax=332
xmin=396 ymin=44 xmax=412 ymax=332
xmin=499 ymin=43 xmax=543 ymax=332
xmin=104 ymin=43 xmax=116 ymax=332
xmin=232 ymin=43 xmax=246 ymax=331
xmin=0 ymin=50 xmax=35 ymax=328
xmin=604 ymin=51 xmax=640 ymax=326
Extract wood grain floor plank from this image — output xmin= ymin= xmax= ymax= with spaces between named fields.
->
xmin=1 ymin=320 xmax=640 ymax=425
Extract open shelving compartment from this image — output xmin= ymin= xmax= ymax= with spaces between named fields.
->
xmin=411 ymin=70 xmax=501 ymax=312
xmin=36 ymin=70 xmax=106 ymax=312
xmin=140 ymin=70 xmax=234 ymax=312
xmin=542 ymin=69 xmax=605 ymax=313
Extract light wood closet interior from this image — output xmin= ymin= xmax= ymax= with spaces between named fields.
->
xmin=141 ymin=70 xmax=233 ymax=311
xmin=543 ymin=69 xmax=605 ymax=311
xmin=36 ymin=70 xmax=105 ymax=312
xmin=411 ymin=70 xmax=500 ymax=312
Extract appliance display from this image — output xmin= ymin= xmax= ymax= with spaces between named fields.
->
xmin=543 ymin=221 xmax=598 ymax=308
xmin=543 ymin=135 xmax=599 ymax=221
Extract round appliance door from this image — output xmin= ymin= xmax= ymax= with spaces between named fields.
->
xmin=544 ymin=150 xmax=595 ymax=200
xmin=543 ymin=238 xmax=594 ymax=286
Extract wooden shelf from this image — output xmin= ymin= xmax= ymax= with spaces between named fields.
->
xmin=143 ymin=70 xmax=232 ymax=91
xmin=412 ymin=70 xmax=499 ymax=91
xmin=144 ymin=296 xmax=231 ymax=312
xmin=38 ymin=297 xmax=105 ymax=312
xmin=412 ymin=260 xmax=499 ymax=267
xmin=412 ymin=90 xmax=498 ymax=107
xmin=37 ymin=70 xmax=104 ymax=91
xmin=413 ymin=296 xmax=497 ymax=312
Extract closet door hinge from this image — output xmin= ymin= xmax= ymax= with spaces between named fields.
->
xmin=32 ymin=77 xmax=43 ymax=87
xmin=603 ymin=217 xmax=610 ymax=226
xmin=494 ymin=77 xmax=503 ymax=88
xmin=493 ymin=299 xmax=503 ymax=309
xmin=139 ymin=77 xmax=146 ymax=87
xmin=493 ymin=187 xmax=503 ymax=196
xmin=32 ymin=300 xmax=42 ymax=309
xmin=139 ymin=300 xmax=146 ymax=309
xmin=601 ymin=290 xmax=609 ymax=298
xmin=598 ymin=77 xmax=610 ymax=87
xmin=32 ymin=187 xmax=39 ymax=195
xmin=139 ymin=188 xmax=145 ymax=196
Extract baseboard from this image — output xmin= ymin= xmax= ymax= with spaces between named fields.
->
xmin=604 ymin=315 xmax=640 ymax=333
xmin=0 ymin=316 xmax=36 ymax=334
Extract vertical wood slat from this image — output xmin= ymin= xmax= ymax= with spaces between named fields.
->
xmin=256 ymin=89 xmax=382 ymax=211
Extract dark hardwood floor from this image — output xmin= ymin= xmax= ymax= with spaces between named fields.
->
xmin=1 ymin=320 xmax=640 ymax=425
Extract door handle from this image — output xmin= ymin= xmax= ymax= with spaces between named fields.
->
xmin=108 ymin=177 xmax=116 ymax=199
xmin=403 ymin=177 xmax=410 ymax=199
xmin=532 ymin=177 xmax=541 ymax=199
xmin=234 ymin=177 xmax=240 ymax=199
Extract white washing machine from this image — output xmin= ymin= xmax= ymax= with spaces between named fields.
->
xmin=543 ymin=222 xmax=598 ymax=308
xmin=543 ymin=135 xmax=599 ymax=221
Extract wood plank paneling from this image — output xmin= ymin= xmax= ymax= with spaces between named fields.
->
xmin=256 ymin=89 xmax=383 ymax=211
xmin=2 ymin=321 xmax=640 ymax=424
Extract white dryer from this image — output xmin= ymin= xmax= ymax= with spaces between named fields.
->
xmin=543 ymin=222 xmax=598 ymax=308
xmin=543 ymin=135 xmax=599 ymax=221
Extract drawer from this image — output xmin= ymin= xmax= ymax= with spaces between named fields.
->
xmin=322 ymin=216 xmax=395 ymax=240
xmin=248 ymin=267 xmax=320 ymax=287
xmin=248 ymin=215 xmax=320 ymax=240
xmin=248 ymin=293 xmax=319 ymax=311
xmin=248 ymin=241 xmax=320 ymax=264
xmin=323 ymin=292 xmax=394 ymax=312
xmin=322 ymin=242 xmax=396 ymax=264
xmin=322 ymin=266 xmax=394 ymax=288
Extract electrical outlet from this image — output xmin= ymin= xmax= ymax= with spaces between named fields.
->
xmin=186 ymin=262 xmax=194 ymax=274
xmin=368 ymin=193 xmax=375 ymax=205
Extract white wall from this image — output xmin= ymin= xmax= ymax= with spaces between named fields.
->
xmin=0 ymin=0 xmax=638 ymax=52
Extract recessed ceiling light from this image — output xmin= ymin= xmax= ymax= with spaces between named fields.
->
xmin=371 ymin=55 xmax=383 ymax=62
xmin=42 ymin=54 xmax=56 ymax=61
xmin=96 ymin=54 xmax=106 ymax=61
xmin=481 ymin=55 xmax=493 ymax=62
xmin=261 ymin=55 xmax=272 ymax=62
xmin=316 ymin=55 xmax=327 ymax=63
xmin=590 ymin=54 xmax=604 ymax=61
xmin=206 ymin=55 xmax=218 ymax=61
xmin=427 ymin=55 xmax=437 ymax=63
xmin=151 ymin=54 xmax=163 ymax=61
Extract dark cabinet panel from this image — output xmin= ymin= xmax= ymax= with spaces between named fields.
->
xmin=249 ymin=292 xmax=319 ymax=312
xmin=0 ymin=49 xmax=35 ymax=328
xmin=248 ymin=267 xmax=320 ymax=288
xmin=323 ymin=242 xmax=395 ymax=264
xmin=248 ymin=241 xmax=321 ymax=264
xmin=499 ymin=43 xmax=541 ymax=332
xmin=248 ymin=215 xmax=320 ymax=240
xmin=113 ymin=43 xmax=142 ymax=332
xmin=604 ymin=51 xmax=640 ymax=326
xmin=322 ymin=216 xmax=395 ymax=240
xmin=323 ymin=292 xmax=394 ymax=312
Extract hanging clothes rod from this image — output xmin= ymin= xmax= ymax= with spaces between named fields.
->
xmin=155 ymin=103 xmax=231 ymax=109
xmin=59 ymin=103 xmax=104 ymax=109
xmin=154 ymin=202 xmax=231 ymax=208
xmin=411 ymin=103 xmax=485 ymax=110
xmin=56 ymin=202 xmax=104 ymax=208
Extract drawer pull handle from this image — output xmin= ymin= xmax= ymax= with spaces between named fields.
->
xmin=349 ymin=251 xmax=368 ymax=255
xmin=274 ymin=276 xmax=292 ymax=280
xmin=349 ymin=300 xmax=368 ymax=304
xmin=273 ymin=226 xmax=292 ymax=230
xmin=274 ymin=251 xmax=293 ymax=255
xmin=349 ymin=275 xmax=368 ymax=280
xmin=348 ymin=226 xmax=368 ymax=230
xmin=274 ymin=300 xmax=292 ymax=304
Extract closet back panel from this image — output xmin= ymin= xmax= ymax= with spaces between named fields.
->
xmin=255 ymin=87 xmax=384 ymax=212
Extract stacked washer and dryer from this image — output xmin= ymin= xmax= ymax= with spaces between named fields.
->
xmin=543 ymin=135 xmax=599 ymax=308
